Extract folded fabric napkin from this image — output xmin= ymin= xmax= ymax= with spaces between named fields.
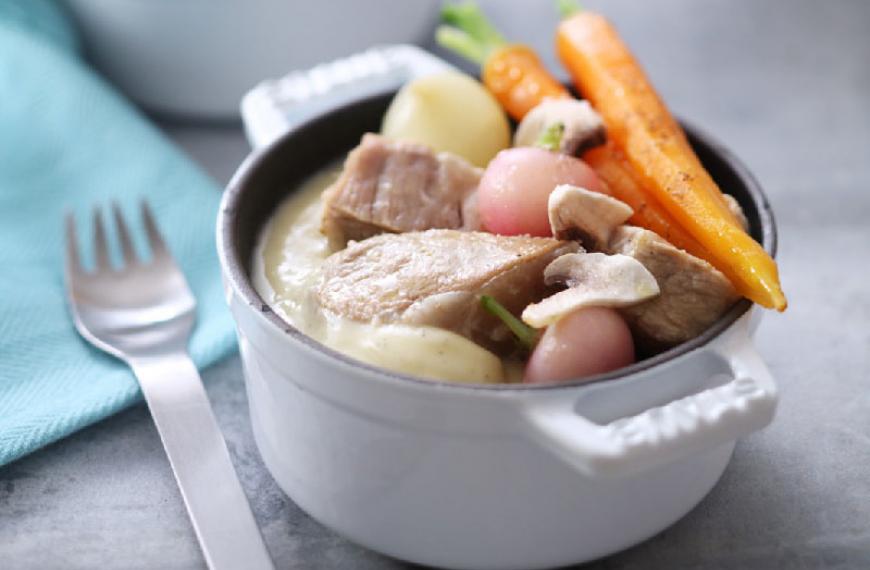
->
xmin=0 ymin=0 xmax=237 ymax=466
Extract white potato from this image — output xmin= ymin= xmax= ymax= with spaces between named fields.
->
xmin=327 ymin=322 xmax=505 ymax=384
xmin=381 ymin=71 xmax=510 ymax=167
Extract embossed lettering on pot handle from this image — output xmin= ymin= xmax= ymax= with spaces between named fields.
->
xmin=523 ymin=330 xmax=778 ymax=478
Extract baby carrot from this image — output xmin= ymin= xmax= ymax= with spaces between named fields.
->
xmin=437 ymin=2 xmax=571 ymax=121
xmin=584 ymin=142 xmax=709 ymax=260
xmin=557 ymin=10 xmax=787 ymax=310
xmin=438 ymin=3 xmax=705 ymax=257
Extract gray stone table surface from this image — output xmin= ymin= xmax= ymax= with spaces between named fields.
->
xmin=2 ymin=0 xmax=869 ymax=568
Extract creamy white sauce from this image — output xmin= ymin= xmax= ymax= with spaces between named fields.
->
xmin=253 ymin=164 xmax=509 ymax=383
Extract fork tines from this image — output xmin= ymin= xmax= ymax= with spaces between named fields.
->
xmin=66 ymin=201 xmax=167 ymax=274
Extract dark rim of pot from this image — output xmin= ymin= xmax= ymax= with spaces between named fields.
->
xmin=219 ymin=90 xmax=777 ymax=392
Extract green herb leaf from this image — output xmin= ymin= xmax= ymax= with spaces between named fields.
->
xmin=535 ymin=121 xmax=565 ymax=152
xmin=481 ymin=295 xmax=539 ymax=350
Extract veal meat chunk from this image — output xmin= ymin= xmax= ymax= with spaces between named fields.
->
xmin=320 ymin=134 xmax=482 ymax=249
xmin=317 ymin=230 xmax=577 ymax=353
xmin=607 ymin=226 xmax=739 ymax=351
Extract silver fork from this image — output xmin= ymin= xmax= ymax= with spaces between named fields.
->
xmin=64 ymin=202 xmax=274 ymax=570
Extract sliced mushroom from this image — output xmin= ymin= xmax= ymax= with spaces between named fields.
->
xmin=514 ymin=99 xmax=606 ymax=156
xmin=522 ymin=252 xmax=660 ymax=327
xmin=548 ymin=184 xmax=634 ymax=250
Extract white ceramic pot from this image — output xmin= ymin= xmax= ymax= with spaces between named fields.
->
xmin=217 ymin=93 xmax=779 ymax=569
xmin=61 ymin=0 xmax=440 ymax=119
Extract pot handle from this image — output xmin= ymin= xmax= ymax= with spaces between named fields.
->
xmin=240 ymin=44 xmax=455 ymax=149
xmin=522 ymin=335 xmax=777 ymax=478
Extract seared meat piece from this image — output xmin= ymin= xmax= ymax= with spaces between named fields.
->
xmin=320 ymin=134 xmax=482 ymax=249
xmin=607 ymin=226 xmax=739 ymax=351
xmin=548 ymin=184 xmax=633 ymax=250
xmin=317 ymin=229 xmax=577 ymax=352
xmin=723 ymin=194 xmax=749 ymax=231
xmin=514 ymin=99 xmax=606 ymax=156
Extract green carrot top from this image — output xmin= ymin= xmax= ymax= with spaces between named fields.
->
xmin=436 ymin=2 xmax=507 ymax=66
xmin=480 ymin=295 xmax=539 ymax=351
xmin=556 ymin=0 xmax=583 ymax=19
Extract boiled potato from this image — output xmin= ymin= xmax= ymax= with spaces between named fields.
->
xmin=337 ymin=324 xmax=505 ymax=384
xmin=381 ymin=71 xmax=510 ymax=167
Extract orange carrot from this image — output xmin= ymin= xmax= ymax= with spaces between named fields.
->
xmin=483 ymin=45 xmax=571 ymax=121
xmin=557 ymin=11 xmax=786 ymax=310
xmin=437 ymin=3 xmax=700 ymax=255
xmin=437 ymin=2 xmax=571 ymax=121
xmin=585 ymin=142 xmax=709 ymax=260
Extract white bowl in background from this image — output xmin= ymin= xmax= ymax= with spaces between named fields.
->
xmin=61 ymin=0 xmax=440 ymax=120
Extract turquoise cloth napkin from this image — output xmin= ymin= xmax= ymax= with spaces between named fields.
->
xmin=0 ymin=0 xmax=237 ymax=466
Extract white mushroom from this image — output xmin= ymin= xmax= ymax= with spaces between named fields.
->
xmin=723 ymin=194 xmax=749 ymax=231
xmin=548 ymin=184 xmax=634 ymax=250
xmin=514 ymin=99 xmax=606 ymax=156
xmin=522 ymin=252 xmax=660 ymax=328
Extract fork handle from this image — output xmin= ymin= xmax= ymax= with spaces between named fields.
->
xmin=129 ymin=351 xmax=274 ymax=570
